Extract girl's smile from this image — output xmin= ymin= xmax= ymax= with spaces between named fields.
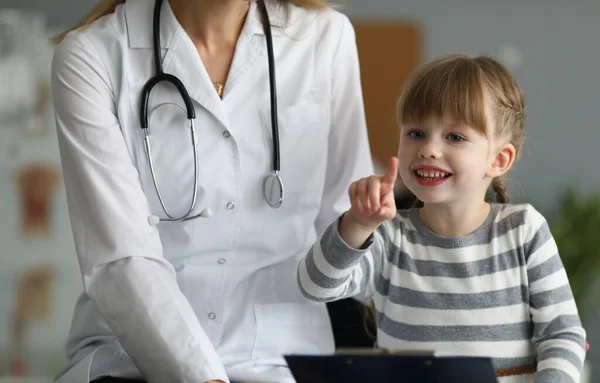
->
xmin=413 ymin=165 xmax=453 ymax=186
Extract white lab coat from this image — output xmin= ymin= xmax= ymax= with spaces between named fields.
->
xmin=50 ymin=0 xmax=373 ymax=382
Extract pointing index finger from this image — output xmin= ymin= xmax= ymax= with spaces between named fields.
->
xmin=381 ymin=156 xmax=399 ymax=188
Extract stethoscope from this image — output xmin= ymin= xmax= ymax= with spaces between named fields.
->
xmin=142 ymin=0 xmax=283 ymax=225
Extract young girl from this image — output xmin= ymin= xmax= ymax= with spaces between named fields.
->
xmin=297 ymin=55 xmax=586 ymax=382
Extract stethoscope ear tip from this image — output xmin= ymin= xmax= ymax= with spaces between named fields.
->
xmin=148 ymin=215 xmax=160 ymax=226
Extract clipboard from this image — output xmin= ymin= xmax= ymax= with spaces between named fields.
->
xmin=284 ymin=352 xmax=498 ymax=383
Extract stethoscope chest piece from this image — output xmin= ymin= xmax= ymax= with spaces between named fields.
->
xmin=264 ymin=173 xmax=284 ymax=208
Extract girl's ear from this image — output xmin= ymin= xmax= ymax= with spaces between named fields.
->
xmin=487 ymin=142 xmax=516 ymax=178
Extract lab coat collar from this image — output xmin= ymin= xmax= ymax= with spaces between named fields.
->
xmin=251 ymin=1 xmax=318 ymax=40
xmin=125 ymin=0 xmax=177 ymax=50
xmin=122 ymin=0 xmax=315 ymax=127
xmin=123 ymin=0 xmax=308 ymax=50
xmin=124 ymin=0 xmax=301 ymax=49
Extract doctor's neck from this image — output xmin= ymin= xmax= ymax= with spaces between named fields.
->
xmin=169 ymin=0 xmax=251 ymax=52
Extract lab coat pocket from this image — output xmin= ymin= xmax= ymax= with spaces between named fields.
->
xmin=261 ymin=102 xmax=330 ymax=205
xmin=251 ymin=302 xmax=334 ymax=365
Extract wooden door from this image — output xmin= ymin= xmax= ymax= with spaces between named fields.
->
xmin=352 ymin=20 xmax=422 ymax=168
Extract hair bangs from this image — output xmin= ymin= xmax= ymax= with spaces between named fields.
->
xmin=397 ymin=57 xmax=488 ymax=135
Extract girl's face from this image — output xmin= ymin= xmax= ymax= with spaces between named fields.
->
xmin=397 ymin=113 xmax=511 ymax=206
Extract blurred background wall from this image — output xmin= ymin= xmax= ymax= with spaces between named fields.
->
xmin=0 ymin=0 xmax=598 ymax=381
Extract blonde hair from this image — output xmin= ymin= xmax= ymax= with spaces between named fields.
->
xmin=397 ymin=54 xmax=526 ymax=204
xmin=51 ymin=0 xmax=329 ymax=44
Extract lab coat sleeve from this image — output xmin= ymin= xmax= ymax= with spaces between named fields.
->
xmin=51 ymin=31 xmax=229 ymax=383
xmin=314 ymin=15 xmax=374 ymax=236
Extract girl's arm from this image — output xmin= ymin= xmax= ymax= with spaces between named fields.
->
xmin=298 ymin=158 xmax=399 ymax=303
xmin=297 ymin=216 xmax=396 ymax=303
xmin=524 ymin=206 xmax=586 ymax=383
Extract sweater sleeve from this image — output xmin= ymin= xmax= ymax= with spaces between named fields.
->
xmin=524 ymin=205 xmax=586 ymax=383
xmin=297 ymin=215 xmax=393 ymax=303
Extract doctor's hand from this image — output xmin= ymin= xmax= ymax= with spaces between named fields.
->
xmin=339 ymin=157 xmax=399 ymax=249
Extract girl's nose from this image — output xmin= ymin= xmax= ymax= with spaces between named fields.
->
xmin=417 ymin=139 xmax=442 ymax=159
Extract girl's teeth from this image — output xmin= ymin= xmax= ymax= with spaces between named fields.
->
xmin=416 ymin=170 xmax=449 ymax=179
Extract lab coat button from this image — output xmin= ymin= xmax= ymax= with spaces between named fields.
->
xmin=218 ymin=258 xmax=226 ymax=265
xmin=208 ymin=312 xmax=216 ymax=320
xmin=222 ymin=130 xmax=231 ymax=138
xmin=226 ymin=202 xmax=235 ymax=210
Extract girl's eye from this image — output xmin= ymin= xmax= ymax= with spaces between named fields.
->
xmin=408 ymin=131 xmax=425 ymax=139
xmin=447 ymin=133 xmax=465 ymax=142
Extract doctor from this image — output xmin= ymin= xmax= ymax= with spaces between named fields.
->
xmin=50 ymin=0 xmax=373 ymax=382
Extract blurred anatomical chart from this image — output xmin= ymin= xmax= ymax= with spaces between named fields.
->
xmin=0 ymin=9 xmax=63 ymax=378
xmin=16 ymin=163 xmax=61 ymax=237
xmin=4 ymin=163 xmax=61 ymax=377
xmin=0 ymin=9 xmax=53 ymax=139
xmin=9 ymin=266 xmax=55 ymax=377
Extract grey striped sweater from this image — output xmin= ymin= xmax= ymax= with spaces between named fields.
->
xmin=298 ymin=203 xmax=586 ymax=383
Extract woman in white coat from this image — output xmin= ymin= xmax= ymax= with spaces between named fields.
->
xmin=50 ymin=0 xmax=373 ymax=382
